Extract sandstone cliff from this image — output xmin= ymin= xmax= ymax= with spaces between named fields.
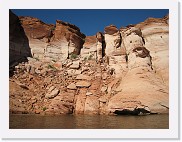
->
xmin=81 ymin=35 xmax=97 ymax=60
xmin=9 ymin=12 xmax=169 ymax=115
xmin=20 ymin=17 xmax=85 ymax=61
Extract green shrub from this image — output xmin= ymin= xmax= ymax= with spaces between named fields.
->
xmin=70 ymin=53 xmax=78 ymax=59
xmin=47 ymin=64 xmax=57 ymax=70
xmin=42 ymin=107 xmax=47 ymax=111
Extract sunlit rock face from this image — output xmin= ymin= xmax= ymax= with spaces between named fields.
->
xmin=9 ymin=11 xmax=169 ymax=115
xmin=81 ymin=35 xmax=97 ymax=60
xmin=104 ymin=25 xmax=122 ymax=56
xmin=121 ymin=27 xmax=151 ymax=70
xmin=20 ymin=18 xmax=86 ymax=61
xmin=19 ymin=16 xmax=54 ymax=42
xmin=135 ymin=15 xmax=169 ymax=85
xmin=51 ymin=20 xmax=85 ymax=56
xmin=108 ymin=15 xmax=169 ymax=114
xmin=96 ymin=32 xmax=104 ymax=62
xmin=104 ymin=25 xmax=127 ymax=78
xmin=9 ymin=10 xmax=32 ymax=67
xmin=19 ymin=16 xmax=53 ymax=60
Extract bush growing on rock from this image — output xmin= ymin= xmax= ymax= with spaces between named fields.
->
xmin=42 ymin=107 xmax=47 ymax=111
xmin=47 ymin=64 xmax=57 ymax=71
xmin=70 ymin=53 xmax=78 ymax=59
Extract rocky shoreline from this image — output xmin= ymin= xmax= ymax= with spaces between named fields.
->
xmin=9 ymin=10 xmax=169 ymax=115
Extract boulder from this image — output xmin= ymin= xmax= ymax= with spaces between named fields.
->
xmin=76 ymin=81 xmax=91 ymax=88
xmin=75 ymin=90 xmax=87 ymax=114
xmin=70 ymin=61 xmax=80 ymax=69
xmin=76 ymin=74 xmax=92 ymax=81
xmin=84 ymin=96 xmax=99 ymax=114
xmin=67 ymin=83 xmax=77 ymax=90
xmin=86 ymin=92 xmax=93 ymax=96
xmin=53 ymin=61 xmax=62 ymax=70
xmin=101 ymin=86 xmax=108 ymax=93
xmin=45 ymin=88 xmax=59 ymax=99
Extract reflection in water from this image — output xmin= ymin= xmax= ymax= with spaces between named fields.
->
xmin=9 ymin=114 xmax=169 ymax=129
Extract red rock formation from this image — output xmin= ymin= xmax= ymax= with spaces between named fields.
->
xmin=19 ymin=17 xmax=86 ymax=61
xmin=19 ymin=16 xmax=54 ymax=42
xmin=83 ymin=35 xmax=96 ymax=49
xmin=135 ymin=15 xmax=168 ymax=30
xmin=104 ymin=25 xmax=118 ymax=35
xmin=52 ymin=20 xmax=85 ymax=52
xmin=9 ymin=12 xmax=169 ymax=116
xmin=81 ymin=35 xmax=97 ymax=60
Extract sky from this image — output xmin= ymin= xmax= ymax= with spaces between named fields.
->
xmin=11 ymin=9 xmax=169 ymax=36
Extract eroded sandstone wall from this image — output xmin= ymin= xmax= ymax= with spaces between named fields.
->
xmin=9 ymin=11 xmax=169 ymax=115
xmin=20 ymin=17 xmax=86 ymax=61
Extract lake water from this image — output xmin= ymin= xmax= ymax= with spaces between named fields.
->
xmin=9 ymin=114 xmax=169 ymax=129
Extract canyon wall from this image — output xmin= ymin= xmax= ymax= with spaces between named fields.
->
xmin=9 ymin=11 xmax=169 ymax=115
xmin=19 ymin=17 xmax=85 ymax=61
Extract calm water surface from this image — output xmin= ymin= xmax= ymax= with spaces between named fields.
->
xmin=9 ymin=114 xmax=169 ymax=129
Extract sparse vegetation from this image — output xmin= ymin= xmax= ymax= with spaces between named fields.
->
xmin=42 ymin=107 xmax=47 ymax=111
xmin=47 ymin=64 xmax=57 ymax=70
xmin=70 ymin=53 xmax=78 ymax=59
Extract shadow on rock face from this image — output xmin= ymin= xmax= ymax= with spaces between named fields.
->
xmin=9 ymin=10 xmax=32 ymax=76
xmin=114 ymin=108 xmax=153 ymax=116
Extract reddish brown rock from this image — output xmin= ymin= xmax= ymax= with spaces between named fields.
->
xmin=83 ymin=36 xmax=97 ymax=49
xmin=19 ymin=16 xmax=54 ymax=41
xmin=52 ymin=20 xmax=86 ymax=55
xmin=84 ymin=96 xmax=99 ymax=114
xmin=76 ymin=81 xmax=91 ymax=88
xmin=81 ymin=35 xmax=97 ymax=60
xmin=67 ymin=83 xmax=77 ymax=90
xmin=104 ymin=25 xmax=118 ymax=35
